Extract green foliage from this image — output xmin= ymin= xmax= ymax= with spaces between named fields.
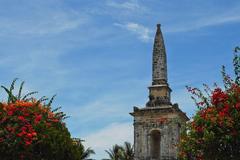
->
xmin=178 ymin=47 xmax=240 ymax=160
xmin=105 ymin=142 xmax=134 ymax=160
xmin=72 ymin=138 xmax=95 ymax=160
xmin=0 ymin=79 xmax=94 ymax=160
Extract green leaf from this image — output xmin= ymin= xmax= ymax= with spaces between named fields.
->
xmin=17 ymin=81 xmax=24 ymax=100
xmin=22 ymin=91 xmax=38 ymax=100
xmin=47 ymin=94 xmax=56 ymax=107
xmin=1 ymin=85 xmax=17 ymax=103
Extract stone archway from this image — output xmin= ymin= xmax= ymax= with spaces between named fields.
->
xmin=150 ymin=130 xmax=161 ymax=159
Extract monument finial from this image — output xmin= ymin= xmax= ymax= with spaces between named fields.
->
xmin=152 ymin=23 xmax=167 ymax=85
xmin=146 ymin=24 xmax=171 ymax=107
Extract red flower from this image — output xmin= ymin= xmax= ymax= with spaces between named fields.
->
xmin=7 ymin=110 xmax=14 ymax=116
xmin=32 ymin=132 xmax=37 ymax=137
xmin=17 ymin=133 xmax=23 ymax=137
xmin=18 ymin=116 xmax=25 ymax=121
xmin=51 ymin=118 xmax=59 ymax=123
xmin=26 ymin=133 xmax=33 ymax=138
xmin=34 ymin=115 xmax=42 ymax=124
xmin=222 ymin=107 xmax=229 ymax=114
xmin=211 ymin=88 xmax=228 ymax=105
xmin=235 ymin=103 xmax=240 ymax=110
xmin=219 ymin=111 xmax=225 ymax=117
xmin=21 ymin=126 xmax=27 ymax=131
xmin=25 ymin=140 xmax=32 ymax=146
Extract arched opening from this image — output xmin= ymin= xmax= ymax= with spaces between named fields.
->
xmin=150 ymin=130 xmax=161 ymax=159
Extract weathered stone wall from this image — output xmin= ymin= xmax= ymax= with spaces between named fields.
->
xmin=132 ymin=106 xmax=186 ymax=160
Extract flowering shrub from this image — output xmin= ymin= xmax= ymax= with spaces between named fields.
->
xmin=178 ymin=47 xmax=240 ymax=160
xmin=0 ymin=79 xmax=88 ymax=160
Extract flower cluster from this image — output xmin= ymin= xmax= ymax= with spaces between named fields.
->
xmin=179 ymin=82 xmax=240 ymax=159
xmin=178 ymin=47 xmax=240 ymax=160
xmin=0 ymin=79 xmax=92 ymax=160
xmin=0 ymin=98 xmax=63 ymax=159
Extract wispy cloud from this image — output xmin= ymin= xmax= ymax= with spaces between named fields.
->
xmin=68 ymin=97 xmax=127 ymax=124
xmin=65 ymin=80 xmax=147 ymax=125
xmin=83 ymin=122 xmax=133 ymax=159
xmin=166 ymin=6 xmax=240 ymax=33
xmin=20 ymin=13 xmax=85 ymax=35
xmin=106 ymin=0 xmax=142 ymax=11
xmin=0 ymin=2 xmax=88 ymax=36
xmin=1 ymin=1 xmax=239 ymax=159
xmin=114 ymin=22 xmax=152 ymax=42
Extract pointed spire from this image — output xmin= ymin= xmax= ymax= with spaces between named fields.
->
xmin=146 ymin=24 xmax=171 ymax=107
xmin=152 ymin=24 xmax=168 ymax=85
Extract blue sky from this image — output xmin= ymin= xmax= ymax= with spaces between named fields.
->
xmin=0 ymin=0 xmax=240 ymax=159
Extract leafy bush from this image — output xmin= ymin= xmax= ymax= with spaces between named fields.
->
xmin=0 ymin=79 xmax=93 ymax=160
xmin=178 ymin=47 xmax=240 ymax=160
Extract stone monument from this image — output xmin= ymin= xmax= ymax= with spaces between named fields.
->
xmin=130 ymin=24 xmax=189 ymax=160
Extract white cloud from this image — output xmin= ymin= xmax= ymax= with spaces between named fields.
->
xmin=0 ymin=2 xmax=88 ymax=36
xmin=166 ymin=7 xmax=240 ymax=33
xmin=83 ymin=122 xmax=133 ymax=159
xmin=114 ymin=22 xmax=152 ymax=42
xmin=66 ymin=87 xmax=143 ymax=124
xmin=68 ymin=98 xmax=126 ymax=124
xmin=20 ymin=13 xmax=85 ymax=35
xmin=106 ymin=0 xmax=142 ymax=11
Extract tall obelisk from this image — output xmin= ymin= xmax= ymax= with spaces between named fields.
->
xmin=130 ymin=24 xmax=189 ymax=160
